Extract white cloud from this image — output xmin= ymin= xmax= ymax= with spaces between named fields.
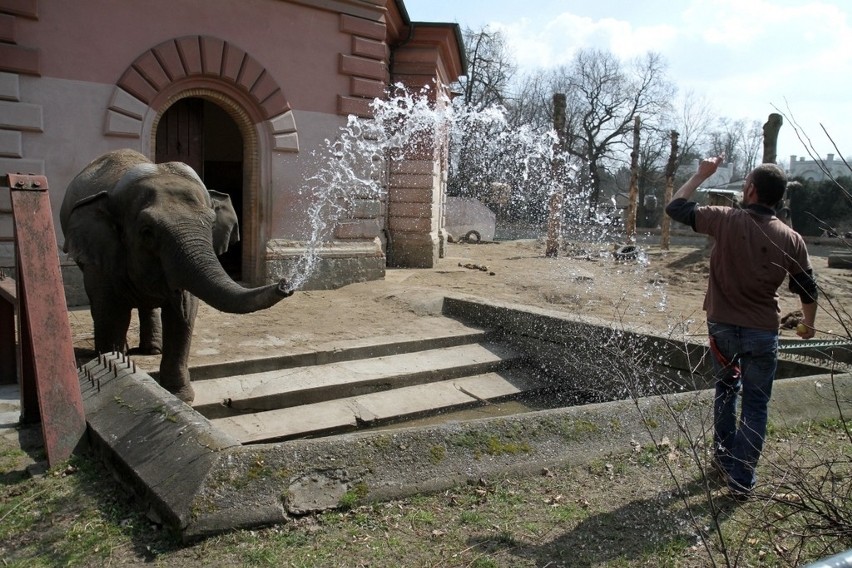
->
xmin=437 ymin=0 xmax=852 ymax=158
xmin=496 ymin=12 xmax=678 ymax=71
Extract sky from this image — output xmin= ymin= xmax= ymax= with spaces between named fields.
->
xmin=403 ymin=0 xmax=852 ymax=168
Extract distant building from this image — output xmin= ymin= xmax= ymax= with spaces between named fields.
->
xmin=788 ymin=154 xmax=851 ymax=181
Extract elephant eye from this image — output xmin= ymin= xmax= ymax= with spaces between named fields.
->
xmin=139 ymin=225 xmax=155 ymax=243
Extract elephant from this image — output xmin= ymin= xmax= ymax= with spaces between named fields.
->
xmin=60 ymin=149 xmax=293 ymax=403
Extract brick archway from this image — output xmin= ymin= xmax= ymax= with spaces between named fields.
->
xmin=104 ymin=35 xmax=299 ymax=153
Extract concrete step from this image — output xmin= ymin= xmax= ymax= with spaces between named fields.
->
xmin=209 ymin=367 xmax=538 ymax=443
xmin=828 ymin=251 xmax=852 ymax=269
xmin=182 ymin=321 xmax=494 ymax=382
xmin=193 ymin=341 xmax=522 ymax=418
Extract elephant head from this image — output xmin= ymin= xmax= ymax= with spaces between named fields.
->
xmin=61 ymin=149 xmax=290 ymax=323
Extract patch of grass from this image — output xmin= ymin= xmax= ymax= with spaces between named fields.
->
xmin=1 ymin=452 xmax=183 ymax=566
xmin=470 ymin=558 xmax=499 ymax=568
xmin=245 ymin=458 xmax=270 ymax=482
xmin=637 ymin=446 xmax=661 ymax=467
xmin=429 ymin=444 xmax=446 ymax=463
xmin=817 ymin=417 xmax=850 ymax=432
xmin=636 ymin=534 xmax=693 ymax=567
xmin=587 ymin=458 xmax=626 ymax=477
xmin=486 ymin=436 xmax=530 ymax=456
xmin=0 ymin=446 xmax=26 ymax=474
xmin=405 ymin=508 xmax=436 ymax=526
xmin=338 ymin=482 xmax=369 ymax=510
xmin=549 ymin=502 xmax=587 ymax=523
xmin=449 ymin=431 xmax=531 ymax=457
xmin=459 ymin=510 xmax=486 ymax=526
xmin=549 ymin=416 xmax=609 ymax=441
xmin=371 ymin=434 xmax=391 ymax=450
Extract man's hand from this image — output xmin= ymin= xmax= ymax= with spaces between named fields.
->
xmin=796 ymin=322 xmax=816 ymax=339
xmin=669 ymin=154 xmax=725 ymax=204
xmin=697 ymin=155 xmax=724 ymax=180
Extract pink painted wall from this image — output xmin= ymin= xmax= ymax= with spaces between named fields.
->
xmin=14 ymin=0 xmax=349 ymax=114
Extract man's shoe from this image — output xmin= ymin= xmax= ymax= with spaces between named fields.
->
xmin=728 ymin=480 xmax=754 ymax=502
xmin=708 ymin=457 xmax=732 ymax=484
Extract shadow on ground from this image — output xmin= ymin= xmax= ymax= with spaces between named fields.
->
xmin=468 ymin=477 xmax=741 ymax=567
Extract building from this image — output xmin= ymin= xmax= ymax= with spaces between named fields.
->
xmin=0 ymin=0 xmax=465 ymax=303
xmin=788 ymin=154 xmax=851 ymax=182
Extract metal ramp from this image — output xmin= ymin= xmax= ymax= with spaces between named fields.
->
xmin=779 ymin=339 xmax=852 ymax=364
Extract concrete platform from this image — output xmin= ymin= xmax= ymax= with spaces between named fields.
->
xmin=181 ymin=321 xmax=493 ymax=382
xmin=77 ymin=349 xmax=850 ymax=540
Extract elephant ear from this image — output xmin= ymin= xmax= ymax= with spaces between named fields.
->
xmin=63 ymin=191 xmax=121 ymax=268
xmin=208 ymin=189 xmax=240 ymax=255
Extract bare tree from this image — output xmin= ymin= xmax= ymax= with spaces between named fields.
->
xmin=671 ymin=90 xmax=715 ymax=171
xmin=546 ymin=49 xmax=675 ymax=218
xmin=708 ymin=118 xmax=740 ymax=175
xmin=448 ymin=26 xmax=517 ymax=201
xmin=634 ymin=122 xmax=672 ymax=228
xmin=741 ymin=119 xmax=763 ymax=172
xmin=708 ymin=118 xmax=762 ymax=179
xmin=458 ymin=26 xmax=516 ymax=110
xmin=506 ymin=71 xmax=554 ymax=133
xmin=631 ymin=90 xmax=716 ymax=227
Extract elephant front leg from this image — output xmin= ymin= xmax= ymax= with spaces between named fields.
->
xmin=92 ymin=307 xmax=131 ymax=354
xmin=158 ymin=293 xmax=198 ymax=403
xmin=85 ymin=270 xmax=131 ymax=354
xmin=133 ymin=308 xmax=163 ymax=355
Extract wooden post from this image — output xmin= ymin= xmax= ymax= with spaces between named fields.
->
xmin=762 ymin=113 xmax=783 ymax=164
xmin=624 ymin=115 xmax=641 ymax=242
xmin=545 ymin=93 xmax=566 ymax=258
xmin=660 ymin=130 xmax=679 ymax=250
xmin=7 ymin=173 xmax=86 ymax=467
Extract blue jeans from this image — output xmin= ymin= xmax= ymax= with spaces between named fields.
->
xmin=708 ymin=321 xmax=779 ymax=491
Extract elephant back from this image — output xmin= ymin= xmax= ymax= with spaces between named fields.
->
xmin=60 ymin=149 xmax=152 ymax=233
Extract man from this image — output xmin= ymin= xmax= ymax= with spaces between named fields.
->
xmin=665 ymin=156 xmax=818 ymax=499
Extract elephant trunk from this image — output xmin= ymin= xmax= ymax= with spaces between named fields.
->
xmin=165 ymin=229 xmax=290 ymax=315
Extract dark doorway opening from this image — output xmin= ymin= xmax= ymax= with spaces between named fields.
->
xmin=156 ymin=98 xmax=245 ymax=280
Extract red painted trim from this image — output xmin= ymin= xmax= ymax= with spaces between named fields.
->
xmin=0 ymin=0 xmax=37 ymax=19
xmin=0 ymin=42 xmax=39 ymax=75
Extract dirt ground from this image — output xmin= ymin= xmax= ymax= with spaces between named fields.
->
xmin=67 ymin=237 xmax=852 ymax=373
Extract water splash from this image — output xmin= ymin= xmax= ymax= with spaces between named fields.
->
xmin=283 ymin=84 xmax=585 ymax=292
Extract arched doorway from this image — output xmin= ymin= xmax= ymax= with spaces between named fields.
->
xmin=155 ymin=97 xmax=244 ymax=280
